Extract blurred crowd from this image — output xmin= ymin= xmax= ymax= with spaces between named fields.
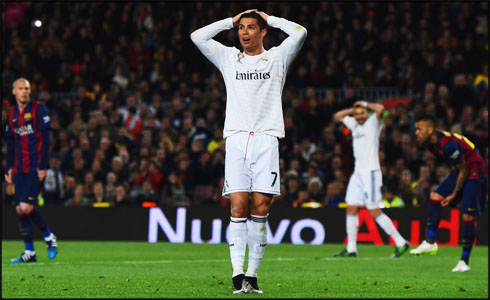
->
xmin=1 ymin=2 xmax=488 ymax=209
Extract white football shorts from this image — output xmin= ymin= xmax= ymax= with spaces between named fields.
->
xmin=222 ymin=131 xmax=281 ymax=198
xmin=345 ymin=169 xmax=383 ymax=209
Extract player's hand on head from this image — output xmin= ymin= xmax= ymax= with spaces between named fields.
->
xmin=354 ymin=100 xmax=367 ymax=107
xmin=256 ymin=11 xmax=269 ymax=22
xmin=233 ymin=9 xmax=258 ymax=27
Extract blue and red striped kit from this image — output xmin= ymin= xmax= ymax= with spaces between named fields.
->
xmin=5 ymin=99 xmax=51 ymax=175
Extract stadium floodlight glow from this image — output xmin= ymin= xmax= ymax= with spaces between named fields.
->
xmin=34 ymin=20 xmax=42 ymax=27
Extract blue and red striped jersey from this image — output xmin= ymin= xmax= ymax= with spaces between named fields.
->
xmin=5 ymin=99 xmax=51 ymax=175
xmin=427 ymin=130 xmax=487 ymax=178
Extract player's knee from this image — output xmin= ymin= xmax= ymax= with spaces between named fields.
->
xmin=251 ymin=193 xmax=272 ymax=215
xmin=230 ymin=203 xmax=248 ymax=218
xmin=430 ymin=192 xmax=443 ymax=201
xmin=19 ymin=206 xmax=33 ymax=215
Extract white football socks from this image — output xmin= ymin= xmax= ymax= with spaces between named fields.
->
xmin=346 ymin=214 xmax=359 ymax=253
xmin=246 ymin=214 xmax=268 ymax=278
xmin=229 ymin=217 xmax=247 ymax=277
xmin=375 ymin=213 xmax=406 ymax=247
xmin=44 ymin=233 xmax=55 ymax=242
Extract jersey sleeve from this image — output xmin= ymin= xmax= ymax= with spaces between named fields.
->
xmin=5 ymin=122 xmax=15 ymax=173
xmin=37 ymin=103 xmax=51 ymax=131
xmin=342 ymin=116 xmax=357 ymax=130
xmin=190 ymin=18 xmax=234 ymax=69
xmin=267 ymin=16 xmax=307 ymax=70
xmin=442 ymin=140 xmax=463 ymax=164
xmin=37 ymin=103 xmax=51 ymax=170
xmin=367 ymin=114 xmax=383 ymax=133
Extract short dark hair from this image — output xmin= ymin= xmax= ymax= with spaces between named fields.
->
xmin=415 ymin=113 xmax=437 ymax=126
xmin=239 ymin=12 xmax=267 ymax=30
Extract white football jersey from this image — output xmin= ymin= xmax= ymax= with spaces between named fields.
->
xmin=343 ymin=114 xmax=383 ymax=171
xmin=191 ymin=16 xmax=307 ymax=138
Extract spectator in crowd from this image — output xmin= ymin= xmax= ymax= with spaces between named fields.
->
xmin=1 ymin=2 xmax=488 ymax=210
xmin=302 ymin=176 xmax=325 ymax=207
xmin=105 ymin=171 xmax=118 ymax=201
xmin=65 ymin=184 xmax=91 ymax=207
xmin=42 ymin=154 xmax=65 ymax=205
xmin=382 ymin=186 xmax=405 ymax=208
xmin=91 ymin=181 xmax=110 ymax=205
xmin=134 ymin=179 xmax=161 ymax=207
xmin=324 ymin=182 xmax=343 ymax=207
xmin=398 ymin=168 xmax=417 ymax=207
xmin=63 ymin=174 xmax=77 ymax=203
xmin=83 ymin=171 xmax=95 ymax=198
xmin=280 ymin=170 xmax=301 ymax=207
xmin=412 ymin=165 xmax=433 ymax=208
xmin=112 ymin=184 xmax=133 ymax=206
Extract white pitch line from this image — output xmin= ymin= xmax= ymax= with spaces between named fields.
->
xmin=3 ymin=256 xmax=406 ymax=266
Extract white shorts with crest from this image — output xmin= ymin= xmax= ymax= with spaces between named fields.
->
xmin=222 ymin=131 xmax=281 ymax=198
xmin=345 ymin=169 xmax=384 ymax=209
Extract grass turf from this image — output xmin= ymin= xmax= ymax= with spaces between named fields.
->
xmin=1 ymin=241 xmax=488 ymax=298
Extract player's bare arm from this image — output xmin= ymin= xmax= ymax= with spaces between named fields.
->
xmin=334 ymin=107 xmax=355 ymax=123
xmin=441 ymin=161 xmax=468 ymax=207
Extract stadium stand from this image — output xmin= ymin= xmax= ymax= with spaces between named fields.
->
xmin=1 ymin=2 xmax=488 ymax=208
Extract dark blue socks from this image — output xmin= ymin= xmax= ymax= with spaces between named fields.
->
xmin=461 ymin=220 xmax=476 ymax=264
xmin=18 ymin=216 xmax=34 ymax=251
xmin=30 ymin=208 xmax=51 ymax=238
xmin=426 ymin=200 xmax=442 ymax=244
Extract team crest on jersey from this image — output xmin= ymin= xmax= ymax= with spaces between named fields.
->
xmin=237 ymin=52 xmax=245 ymax=62
xmin=24 ymin=112 xmax=31 ymax=121
xmin=261 ymin=56 xmax=268 ymax=62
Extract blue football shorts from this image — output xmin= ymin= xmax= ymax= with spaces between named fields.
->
xmin=13 ymin=172 xmax=40 ymax=206
xmin=435 ymin=170 xmax=487 ymax=216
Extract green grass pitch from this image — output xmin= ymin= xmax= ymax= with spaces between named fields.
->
xmin=2 ymin=241 xmax=488 ymax=298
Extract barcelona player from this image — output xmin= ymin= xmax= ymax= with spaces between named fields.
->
xmin=411 ymin=114 xmax=488 ymax=272
xmin=5 ymin=78 xmax=58 ymax=263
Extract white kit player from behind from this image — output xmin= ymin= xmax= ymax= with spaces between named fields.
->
xmin=334 ymin=101 xmax=410 ymax=258
xmin=191 ymin=9 xmax=306 ymax=294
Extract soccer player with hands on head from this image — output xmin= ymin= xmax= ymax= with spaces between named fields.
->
xmin=5 ymin=78 xmax=58 ymax=263
xmin=191 ymin=8 xmax=307 ymax=294
xmin=334 ymin=100 xmax=410 ymax=258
